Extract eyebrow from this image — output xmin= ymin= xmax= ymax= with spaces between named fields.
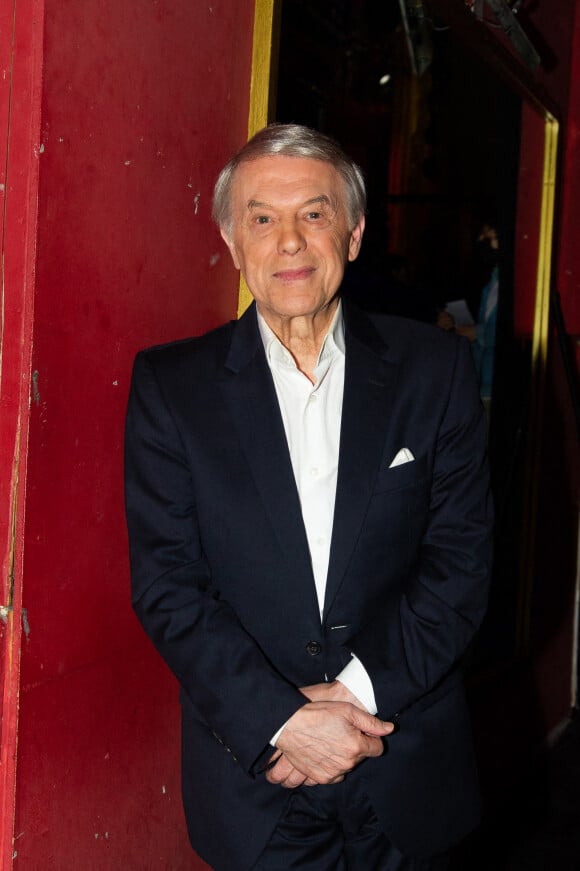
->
xmin=246 ymin=195 xmax=334 ymax=211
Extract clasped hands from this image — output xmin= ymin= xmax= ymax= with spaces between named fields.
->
xmin=265 ymin=681 xmax=394 ymax=789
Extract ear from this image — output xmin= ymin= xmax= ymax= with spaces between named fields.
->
xmin=347 ymin=215 xmax=365 ymax=262
xmin=220 ymin=225 xmax=241 ymax=270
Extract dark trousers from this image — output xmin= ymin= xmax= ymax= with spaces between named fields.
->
xmin=251 ymin=778 xmax=449 ymax=871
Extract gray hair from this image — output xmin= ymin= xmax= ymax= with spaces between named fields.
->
xmin=213 ymin=123 xmax=366 ymax=237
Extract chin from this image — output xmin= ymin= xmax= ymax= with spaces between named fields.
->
xmin=279 ymin=291 xmax=337 ymax=315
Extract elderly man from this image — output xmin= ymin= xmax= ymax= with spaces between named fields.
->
xmin=125 ymin=124 xmax=492 ymax=871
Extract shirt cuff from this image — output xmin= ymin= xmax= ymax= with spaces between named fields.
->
xmin=270 ymin=718 xmax=290 ymax=748
xmin=336 ymin=654 xmax=378 ymax=714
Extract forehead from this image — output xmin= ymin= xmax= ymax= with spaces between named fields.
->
xmin=231 ymin=155 xmax=345 ymax=208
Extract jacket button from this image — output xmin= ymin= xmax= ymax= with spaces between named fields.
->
xmin=306 ymin=641 xmax=322 ymax=656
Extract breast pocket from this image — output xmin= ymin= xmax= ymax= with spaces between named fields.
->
xmin=373 ymin=454 xmax=428 ymax=494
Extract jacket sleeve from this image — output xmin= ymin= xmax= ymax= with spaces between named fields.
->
xmin=124 ymin=351 xmax=305 ymax=773
xmin=348 ymin=337 xmax=493 ymax=718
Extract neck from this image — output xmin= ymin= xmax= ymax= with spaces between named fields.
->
xmin=259 ymin=299 xmax=339 ymax=384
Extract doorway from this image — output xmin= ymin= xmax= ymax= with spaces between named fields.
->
xmin=274 ymin=0 xmax=532 ymax=670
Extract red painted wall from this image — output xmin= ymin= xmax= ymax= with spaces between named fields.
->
xmin=557 ymin=2 xmax=580 ymax=334
xmin=522 ymin=0 xmax=580 ymax=336
xmin=15 ymin=1 xmax=253 ymax=867
xmin=515 ymin=0 xmax=580 ymax=734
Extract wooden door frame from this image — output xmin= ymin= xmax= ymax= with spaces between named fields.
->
xmin=0 ymin=1 xmax=45 ymax=866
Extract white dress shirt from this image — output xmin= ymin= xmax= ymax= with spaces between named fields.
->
xmin=257 ymin=302 xmax=378 ymax=726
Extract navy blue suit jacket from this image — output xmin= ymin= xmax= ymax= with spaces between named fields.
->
xmin=125 ymin=301 xmax=493 ymax=871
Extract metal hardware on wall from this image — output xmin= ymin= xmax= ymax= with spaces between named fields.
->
xmin=481 ymin=0 xmax=541 ymax=69
xmin=398 ymin=0 xmax=434 ymax=76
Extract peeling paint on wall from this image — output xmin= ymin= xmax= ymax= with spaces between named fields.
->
xmin=31 ymin=370 xmax=40 ymax=405
xmin=22 ymin=608 xmax=30 ymax=639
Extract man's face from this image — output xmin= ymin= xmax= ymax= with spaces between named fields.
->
xmin=221 ymin=155 xmax=364 ymax=324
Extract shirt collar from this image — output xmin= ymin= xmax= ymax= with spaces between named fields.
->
xmin=257 ymin=300 xmax=345 ymax=371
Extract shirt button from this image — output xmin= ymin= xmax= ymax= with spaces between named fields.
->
xmin=306 ymin=641 xmax=322 ymax=656
xmin=310 ymin=467 xmax=319 ymax=477
xmin=308 ymin=394 xmax=318 ymax=403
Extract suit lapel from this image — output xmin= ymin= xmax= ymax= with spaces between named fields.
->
xmin=323 ymin=304 xmax=399 ymax=619
xmin=218 ymin=304 xmax=320 ymax=617
xmin=218 ymin=302 xmax=400 ymax=623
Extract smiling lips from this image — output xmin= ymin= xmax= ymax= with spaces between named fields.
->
xmin=273 ymin=267 xmax=316 ymax=282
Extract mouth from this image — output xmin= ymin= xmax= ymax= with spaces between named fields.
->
xmin=273 ymin=267 xmax=316 ymax=282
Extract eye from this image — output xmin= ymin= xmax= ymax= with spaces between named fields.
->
xmin=255 ymin=215 xmax=270 ymax=225
xmin=303 ymin=208 xmax=331 ymax=226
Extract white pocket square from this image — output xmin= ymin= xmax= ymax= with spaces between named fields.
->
xmin=388 ymin=448 xmax=415 ymax=468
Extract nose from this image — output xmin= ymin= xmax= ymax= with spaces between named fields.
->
xmin=277 ymin=220 xmax=305 ymax=255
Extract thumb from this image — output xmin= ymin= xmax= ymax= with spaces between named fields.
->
xmin=349 ymin=707 xmax=394 ymax=736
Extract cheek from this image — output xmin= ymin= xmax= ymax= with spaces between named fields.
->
xmin=329 ymin=229 xmax=351 ymax=259
xmin=328 ymin=244 xmax=349 ymax=271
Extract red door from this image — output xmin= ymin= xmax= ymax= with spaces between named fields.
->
xmin=1 ymin=1 xmax=263 ymax=867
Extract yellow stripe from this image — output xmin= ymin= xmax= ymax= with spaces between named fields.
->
xmin=237 ymin=0 xmax=277 ymax=318
xmin=516 ymin=113 xmax=559 ymax=654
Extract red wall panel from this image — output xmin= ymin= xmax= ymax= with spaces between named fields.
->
xmin=515 ymin=0 xmax=580 ymax=736
xmin=15 ymin=1 xmax=253 ymax=866
xmin=522 ymin=0 xmax=580 ymax=333
xmin=557 ymin=4 xmax=580 ymax=333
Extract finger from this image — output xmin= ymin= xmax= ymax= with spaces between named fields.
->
xmin=265 ymin=756 xmax=292 ymax=784
xmin=350 ymin=709 xmax=394 ymax=736
xmin=267 ymin=754 xmax=308 ymax=789
xmin=269 ymin=750 xmax=282 ymax=763
xmin=280 ymin=767 xmax=308 ymax=789
xmin=327 ymin=773 xmax=346 ymax=784
xmin=266 ymin=755 xmax=305 ymax=786
xmin=362 ymin=734 xmax=387 ymax=758
xmin=361 ymin=725 xmax=394 ymax=737
xmin=259 ymin=750 xmax=282 ymax=773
